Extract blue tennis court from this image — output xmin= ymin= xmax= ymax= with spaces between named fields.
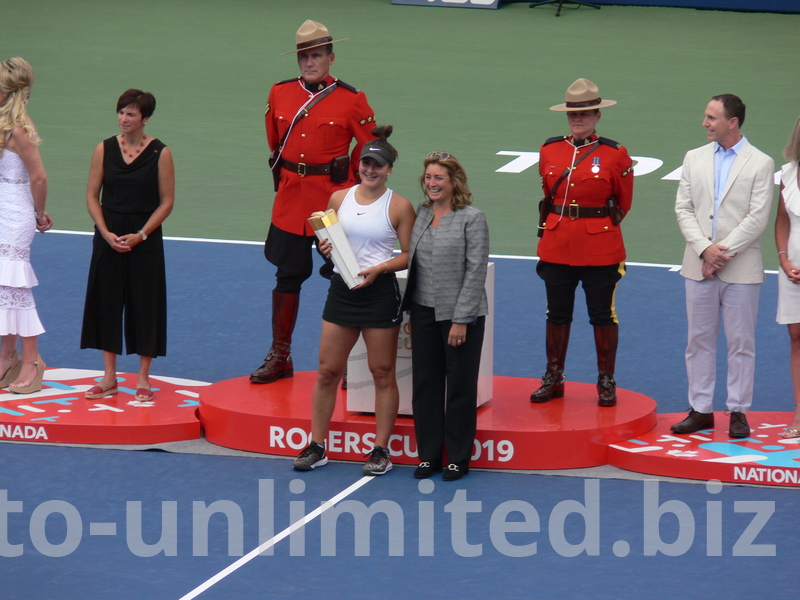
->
xmin=3 ymin=442 xmax=797 ymax=600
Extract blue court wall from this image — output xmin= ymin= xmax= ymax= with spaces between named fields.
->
xmin=589 ymin=0 xmax=797 ymax=12
xmin=404 ymin=0 xmax=797 ymax=11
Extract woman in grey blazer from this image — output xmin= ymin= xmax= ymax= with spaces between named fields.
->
xmin=401 ymin=152 xmax=489 ymax=481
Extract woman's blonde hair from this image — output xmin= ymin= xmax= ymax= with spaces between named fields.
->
xmin=419 ymin=152 xmax=473 ymax=211
xmin=784 ymin=115 xmax=800 ymax=164
xmin=0 ymin=57 xmax=39 ymax=156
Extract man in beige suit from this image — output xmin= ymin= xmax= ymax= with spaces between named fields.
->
xmin=672 ymin=94 xmax=775 ymax=438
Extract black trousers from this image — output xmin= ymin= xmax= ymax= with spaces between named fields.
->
xmin=80 ymin=211 xmax=166 ymax=357
xmin=536 ymin=260 xmax=624 ymax=326
xmin=263 ymin=224 xmax=333 ymax=294
xmin=410 ymin=303 xmax=485 ymax=467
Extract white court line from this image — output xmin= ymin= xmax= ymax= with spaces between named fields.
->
xmin=47 ymin=229 xmax=264 ymax=246
xmin=47 ymin=230 xmax=783 ymax=274
xmin=178 ymin=475 xmax=374 ymax=600
xmin=47 ymin=230 xmax=781 ymax=275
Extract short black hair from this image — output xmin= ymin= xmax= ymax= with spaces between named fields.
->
xmin=116 ymin=89 xmax=156 ymax=118
xmin=712 ymin=94 xmax=745 ymax=128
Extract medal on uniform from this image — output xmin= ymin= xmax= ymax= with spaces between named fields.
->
xmin=591 ymin=156 xmax=601 ymax=174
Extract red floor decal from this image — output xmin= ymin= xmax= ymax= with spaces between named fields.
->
xmin=0 ymin=368 xmax=205 ymax=444
xmin=200 ymin=373 xmax=658 ymax=469
xmin=609 ymin=412 xmax=800 ymax=487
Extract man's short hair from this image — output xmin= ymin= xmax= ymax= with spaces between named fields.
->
xmin=712 ymin=94 xmax=746 ymax=129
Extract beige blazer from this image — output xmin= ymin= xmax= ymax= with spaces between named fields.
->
xmin=675 ymin=139 xmax=775 ymax=283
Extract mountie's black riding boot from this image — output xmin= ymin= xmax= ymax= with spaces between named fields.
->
xmin=250 ymin=291 xmax=300 ymax=384
xmin=530 ymin=322 xmax=570 ymax=403
xmin=594 ymin=324 xmax=618 ymax=407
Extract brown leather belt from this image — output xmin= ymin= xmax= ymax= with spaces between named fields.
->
xmin=550 ymin=203 xmax=610 ymax=219
xmin=278 ymin=158 xmax=332 ymax=177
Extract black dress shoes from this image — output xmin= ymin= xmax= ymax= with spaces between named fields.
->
xmin=670 ymin=409 xmax=714 ymax=434
xmin=413 ymin=461 xmax=443 ymax=479
xmin=728 ymin=411 xmax=750 ymax=439
xmin=442 ymin=464 xmax=469 ymax=482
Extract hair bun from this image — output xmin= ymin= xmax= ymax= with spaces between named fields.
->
xmin=371 ymin=124 xmax=393 ymax=140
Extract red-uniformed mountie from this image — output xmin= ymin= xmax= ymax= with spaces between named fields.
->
xmin=537 ymin=134 xmax=634 ymax=267
xmin=265 ymin=75 xmax=376 ymax=236
xmin=251 ymin=20 xmax=378 ymax=386
xmin=532 ymin=78 xmax=634 ymax=409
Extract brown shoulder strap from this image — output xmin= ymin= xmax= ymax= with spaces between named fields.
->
xmin=546 ymin=141 xmax=600 ymax=201
xmin=277 ymin=82 xmax=339 ymax=151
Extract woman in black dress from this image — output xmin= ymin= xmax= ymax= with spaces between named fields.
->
xmin=81 ymin=89 xmax=175 ymax=402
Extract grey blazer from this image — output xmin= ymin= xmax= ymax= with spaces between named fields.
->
xmin=402 ymin=202 xmax=489 ymax=323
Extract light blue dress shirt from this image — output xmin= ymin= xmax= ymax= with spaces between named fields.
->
xmin=712 ymin=135 xmax=746 ymax=240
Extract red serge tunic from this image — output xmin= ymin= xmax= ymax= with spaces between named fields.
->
xmin=536 ymin=134 xmax=634 ymax=266
xmin=265 ymin=75 xmax=376 ymax=236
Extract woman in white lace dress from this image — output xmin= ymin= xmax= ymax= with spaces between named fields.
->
xmin=776 ymin=116 xmax=800 ymax=438
xmin=0 ymin=58 xmax=52 ymax=394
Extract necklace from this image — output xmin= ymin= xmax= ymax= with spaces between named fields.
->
xmin=120 ymin=133 xmax=147 ymax=158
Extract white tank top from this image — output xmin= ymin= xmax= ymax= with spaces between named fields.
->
xmin=334 ymin=185 xmax=397 ymax=274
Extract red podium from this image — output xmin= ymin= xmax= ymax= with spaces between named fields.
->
xmin=200 ymin=372 xmax=658 ymax=470
xmin=609 ymin=412 xmax=800 ymax=487
xmin=0 ymin=368 xmax=203 ymax=445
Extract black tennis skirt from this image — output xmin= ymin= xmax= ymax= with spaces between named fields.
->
xmin=322 ymin=273 xmax=402 ymax=328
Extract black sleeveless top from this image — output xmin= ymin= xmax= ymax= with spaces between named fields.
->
xmin=101 ymin=136 xmax=166 ymax=213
